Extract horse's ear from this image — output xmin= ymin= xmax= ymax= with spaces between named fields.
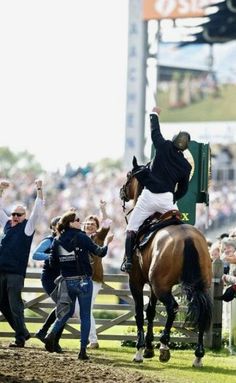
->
xmin=132 ymin=156 xmax=138 ymax=168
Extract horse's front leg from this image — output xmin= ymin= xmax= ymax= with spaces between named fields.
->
xmin=159 ymin=292 xmax=179 ymax=363
xmin=143 ymin=289 xmax=157 ymax=359
xmin=129 ymin=281 xmax=145 ymax=363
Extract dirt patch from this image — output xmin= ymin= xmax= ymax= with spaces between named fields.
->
xmin=0 ymin=344 xmax=161 ymax=383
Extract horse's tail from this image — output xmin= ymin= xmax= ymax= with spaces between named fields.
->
xmin=181 ymin=238 xmax=212 ymax=332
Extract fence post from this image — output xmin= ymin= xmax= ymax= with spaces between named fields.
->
xmin=205 ymin=258 xmax=223 ymax=349
xmin=229 ymin=299 xmax=236 ymax=353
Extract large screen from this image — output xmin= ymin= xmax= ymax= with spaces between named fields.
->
xmin=155 ymin=42 xmax=236 ymax=123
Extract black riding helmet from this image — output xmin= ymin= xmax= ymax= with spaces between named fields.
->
xmin=172 ymin=131 xmax=191 ymax=151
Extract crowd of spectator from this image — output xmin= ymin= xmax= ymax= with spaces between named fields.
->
xmin=1 ymin=163 xmax=236 ymax=274
xmin=196 ymin=180 xmax=236 ymax=233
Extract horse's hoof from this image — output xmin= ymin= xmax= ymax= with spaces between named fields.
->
xmin=159 ymin=349 xmax=171 ymax=363
xmin=143 ymin=348 xmax=155 ymax=358
xmin=192 ymin=357 xmax=203 ymax=368
xmin=133 ymin=357 xmax=143 ymax=363
xmin=133 ymin=348 xmax=144 ymax=363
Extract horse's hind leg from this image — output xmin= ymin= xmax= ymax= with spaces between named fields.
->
xmin=192 ymin=329 xmax=205 ymax=368
xmin=143 ymin=290 xmax=157 ymax=359
xmin=159 ymin=292 xmax=179 ymax=363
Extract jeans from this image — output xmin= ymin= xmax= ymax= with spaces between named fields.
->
xmin=0 ymin=272 xmax=29 ymax=343
xmin=51 ymin=277 xmax=93 ymax=348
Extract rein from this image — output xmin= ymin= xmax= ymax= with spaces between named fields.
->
xmin=123 ymin=206 xmax=134 ymax=224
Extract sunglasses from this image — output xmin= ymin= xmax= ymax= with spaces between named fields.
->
xmin=74 ymin=218 xmax=80 ymax=222
xmin=11 ymin=212 xmax=25 ymax=217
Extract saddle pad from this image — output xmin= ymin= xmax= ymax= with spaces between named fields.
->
xmin=137 ymin=217 xmax=184 ymax=250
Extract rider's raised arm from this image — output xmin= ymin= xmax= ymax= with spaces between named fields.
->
xmin=150 ymin=108 xmax=165 ymax=149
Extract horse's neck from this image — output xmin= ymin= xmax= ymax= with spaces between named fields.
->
xmin=133 ymin=182 xmax=143 ymax=205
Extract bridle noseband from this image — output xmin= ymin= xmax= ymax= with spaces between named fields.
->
xmin=119 ymin=171 xmax=132 ymax=204
xmin=120 ymin=164 xmax=150 ymax=223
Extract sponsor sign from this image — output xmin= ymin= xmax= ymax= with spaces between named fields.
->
xmin=143 ymin=0 xmax=216 ymax=20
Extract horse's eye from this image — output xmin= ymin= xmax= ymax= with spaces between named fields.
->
xmin=127 ymin=171 xmax=131 ymax=177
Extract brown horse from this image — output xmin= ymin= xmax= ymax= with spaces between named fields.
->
xmin=120 ymin=158 xmax=212 ymax=368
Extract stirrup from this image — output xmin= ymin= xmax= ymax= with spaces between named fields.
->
xmin=125 ymin=261 xmax=132 ymax=272
xmin=120 ymin=259 xmax=126 ymax=272
xmin=120 ymin=258 xmax=132 ymax=273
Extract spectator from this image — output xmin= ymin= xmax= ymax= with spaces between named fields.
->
xmin=217 ymin=233 xmax=230 ymax=274
xmin=216 ymin=233 xmax=229 ymax=241
xmin=217 ymin=274 xmax=236 ymax=302
xmin=206 ymin=238 xmax=212 ymax=251
xmin=83 ymin=200 xmax=112 ymax=349
xmin=229 ymin=228 xmax=236 ymax=238
xmin=44 ymin=210 xmax=113 ymax=360
xmin=32 ymin=215 xmax=64 ymax=353
xmin=209 ymin=242 xmax=221 ymax=262
xmin=221 ymin=237 xmax=236 ymax=277
xmin=0 ymin=179 xmax=44 ymax=347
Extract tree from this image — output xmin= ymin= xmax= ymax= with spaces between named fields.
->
xmin=0 ymin=146 xmax=43 ymax=177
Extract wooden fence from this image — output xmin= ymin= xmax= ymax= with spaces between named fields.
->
xmin=0 ymin=261 xmax=228 ymax=348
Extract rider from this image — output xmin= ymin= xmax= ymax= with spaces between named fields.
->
xmin=123 ymin=106 xmax=192 ymax=272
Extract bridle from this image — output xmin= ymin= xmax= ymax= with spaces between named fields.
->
xmin=120 ymin=163 xmax=150 ymax=223
xmin=119 ymin=170 xmax=134 ymax=223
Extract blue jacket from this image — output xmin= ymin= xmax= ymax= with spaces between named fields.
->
xmin=32 ymin=235 xmax=60 ymax=284
xmin=50 ymin=228 xmax=108 ymax=278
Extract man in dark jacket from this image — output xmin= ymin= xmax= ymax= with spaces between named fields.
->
xmin=0 ymin=179 xmax=44 ymax=347
xmin=124 ymin=106 xmax=192 ymax=272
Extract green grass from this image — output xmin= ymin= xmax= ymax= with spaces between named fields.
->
xmin=91 ymin=346 xmax=236 ymax=383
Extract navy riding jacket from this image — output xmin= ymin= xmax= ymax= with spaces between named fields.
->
xmin=134 ymin=113 xmax=192 ymax=202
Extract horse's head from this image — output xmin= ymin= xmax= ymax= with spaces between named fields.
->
xmin=119 ymin=156 xmax=146 ymax=204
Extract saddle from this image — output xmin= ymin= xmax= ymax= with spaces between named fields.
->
xmin=135 ymin=209 xmax=183 ymax=251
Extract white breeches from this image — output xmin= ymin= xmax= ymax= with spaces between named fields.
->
xmin=126 ymin=189 xmax=177 ymax=232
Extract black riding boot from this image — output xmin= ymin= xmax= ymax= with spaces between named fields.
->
xmin=54 ymin=325 xmax=65 ymax=353
xmin=124 ymin=231 xmax=136 ymax=272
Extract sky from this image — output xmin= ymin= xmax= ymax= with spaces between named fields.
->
xmin=0 ymin=1 xmax=128 ymax=172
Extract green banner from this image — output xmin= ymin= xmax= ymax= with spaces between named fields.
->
xmin=177 ymin=141 xmax=210 ymax=225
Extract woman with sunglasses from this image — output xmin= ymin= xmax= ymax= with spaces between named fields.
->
xmin=44 ymin=210 xmax=113 ymax=360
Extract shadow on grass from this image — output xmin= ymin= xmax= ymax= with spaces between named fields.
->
xmin=87 ymin=347 xmax=236 ymax=379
